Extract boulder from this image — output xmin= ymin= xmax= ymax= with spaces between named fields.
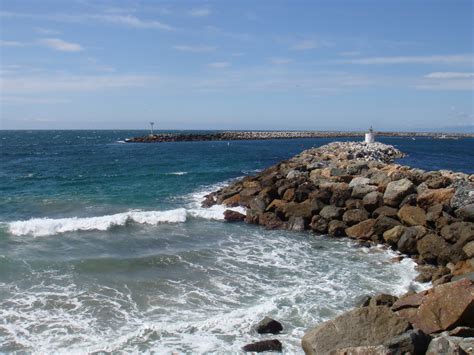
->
xmin=343 ymin=209 xmax=370 ymax=226
xmin=345 ymin=219 xmax=376 ymax=240
xmin=397 ymin=205 xmax=427 ymax=227
xmin=383 ymin=225 xmax=406 ymax=246
xmin=223 ymin=210 xmax=246 ymax=222
xmin=425 ymin=335 xmax=474 ymax=355
xmin=282 ymin=187 xmax=296 ymax=201
xmin=222 ymin=193 xmax=241 ymax=207
xmin=310 ymin=215 xmax=329 ymax=234
xmin=403 ymin=279 xmax=474 ymax=334
xmin=278 ymin=199 xmax=320 ymax=220
xmin=242 ymin=339 xmax=282 ymax=352
xmin=259 ymin=212 xmax=285 ymax=230
xmin=441 ymin=222 xmax=474 ymax=243
xmin=328 ymin=220 xmax=347 ymax=237
xmin=397 ymin=227 xmax=425 ymax=255
xmin=451 ymin=259 xmax=474 ymax=277
xmin=249 ymin=196 xmax=267 ymax=212
xmin=451 ymin=181 xmax=474 ymax=209
xmin=352 ymin=184 xmax=378 ymax=199
xmin=417 ymin=234 xmax=450 ymax=264
xmin=255 ymin=316 xmax=283 ymax=334
xmin=349 ymin=177 xmax=371 ymax=187
xmin=320 ymin=206 xmax=344 ymax=220
xmin=288 ymin=216 xmax=306 ymax=231
xmin=456 ymin=203 xmax=474 ymax=222
xmin=373 ymin=216 xmax=401 ymax=236
xmin=301 ymin=306 xmax=410 ymax=355
xmin=385 ymin=329 xmax=430 ymax=355
xmin=363 ymin=191 xmax=383 ymax=212
xmin=417 ymin=188 xmax=455 ymax=208
xmin=463 ymin=241 xmax=474 ymax=258
xmin=373 ymin=206 xmax=398 ymax=219
xmin=383 ymin=178 xmax=415 ymax=207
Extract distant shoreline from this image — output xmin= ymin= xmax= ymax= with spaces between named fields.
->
xmin=124 ymin=130 xmax=474 ymax=143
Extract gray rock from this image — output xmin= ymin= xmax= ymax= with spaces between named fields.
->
xmin=363 ymin=191 xmax=383 ymax=212
xmin=343 ymin=209 xmax=370 ymax=226
xmin=302 ymin=306 xmax=410 ymax=355
xmin=352 ymin=184 xmax=378 ymax=199
xmin=383 ymin=178 xmax=415 ymax=207
xmin=349 ymin=177 xmax=371 ymax=187
xmin=457 ymin=204 xmax=474 ymax=222
xmin=426 ymin=335 xmax=474 ymax=355
xmin=451 ymin=181 xmax=474 ymax=209
xmin=385 ymin=329 xmax=431 ymax=355
xmin=320 ymin=206 xmax=344 ymax=220
xmin=288 ymin=216 xmax=306 ymax=232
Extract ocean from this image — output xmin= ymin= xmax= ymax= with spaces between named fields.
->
xmin=1 ymin=130 xmax=473 ymax=353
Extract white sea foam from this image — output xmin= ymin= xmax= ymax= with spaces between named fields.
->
xmin=7 ymin=209 xmax=188 ymax=237
xmin=165 ymin=171 xmax=188 ymax=176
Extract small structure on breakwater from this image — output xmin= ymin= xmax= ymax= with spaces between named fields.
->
xmin=365 ymin=126 xmax=375 ymax=143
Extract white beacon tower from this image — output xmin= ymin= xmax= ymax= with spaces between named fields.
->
xmin=365 ymin=126 xmax=375 ymax=143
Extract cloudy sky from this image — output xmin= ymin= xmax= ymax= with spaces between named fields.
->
xmin=0 ymin=0 xmax=473 ymax=130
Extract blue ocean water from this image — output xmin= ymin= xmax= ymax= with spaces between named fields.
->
xmin=0 ymin=131 xmax=472 ymax=353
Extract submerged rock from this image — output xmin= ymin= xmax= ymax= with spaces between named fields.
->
xmin=255 ymin=316 xmax=283 ymax=334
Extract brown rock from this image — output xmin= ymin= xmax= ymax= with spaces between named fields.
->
xmin=345 ymin=199 xmax=364 ymax=210
xmin=328 ymin=220 xmax=347 ymax=237
xmin=417 ymin=234 xmax=450 ymax=264
xmin=343 ymin=209 xmax=370 ymax=226
xmin=392 ymin=290 xmax=428 ymax=311
xmin=373 ymin=206 xmax=399 ymax=219
xmin=223 ymin=209 xmax=246 ymax=222
xmin=345 ymin=219 xmax=376 ymax=240
xmin=222 ymin=193 xmax=241 ymax=207
xmin=373 ymin=216 xmax=401 ymax=236
xmin=383 ymin=226 xmax=406 ymax=246
xmin=452 ymin=259 xmax=474 ymax=276
xmin=266 ymin=199 xmax=286 ymax=212
xmin=259 ymin=212 xmax=285 ymax=230
xmin=310 ymin=215 xmax=329 ymax=234
xmin=283 ymin=187 xmax=296 ymax=201
xmin=397 ymin=205 xmax=427 ymax=227
xmin=408 ymin=279 xmax=474 ymax=334
xmin=463 ymin=241 xmax=474 ymax=258
xmin=417 ymin=187 xmax=455 ymax=208
xmin=301 ymin=306 xmax=410 ymax=355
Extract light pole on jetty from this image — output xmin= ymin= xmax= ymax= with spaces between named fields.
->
xmin=150 ymin=122 xmax=155 ymax=135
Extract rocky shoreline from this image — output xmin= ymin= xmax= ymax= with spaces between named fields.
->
xmin=202 ymin=141 xmax=474 ymax=353
xmin=125 ymin=131 xmax=474 ymax=143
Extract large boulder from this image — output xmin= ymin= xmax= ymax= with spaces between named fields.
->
xmin=345 ymin=219 xmax=376 ymax=240
xmin=301 ymin=306 xmax=410 ymax=355
xmin=383 ymin=178 xmax=415 ymax=207
xmin=397 ymin=279 xmax=474 ymax=334
xmin=383 ymin=225 xmax=406 ymax=246
xmin=397 ymin=226 xmax=426 ymax=255
xmin=397 ymin=205 xmax=427 ymax=227
xmin=363 ymin=191 xmax=383 ymax=212
xmin=328 ymin=220 xmax=347 ymax=237
xmin=373 ymin=216 xmax=401 ymax=236
xmin=456 ymin=203 xmax=474 ymax=222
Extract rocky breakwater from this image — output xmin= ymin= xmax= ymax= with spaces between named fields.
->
xmin=202 ymin=141 xmax=474 ymax=353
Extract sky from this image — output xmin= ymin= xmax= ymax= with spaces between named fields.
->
xmin=0 ymin=0 xmax=473 ymax=131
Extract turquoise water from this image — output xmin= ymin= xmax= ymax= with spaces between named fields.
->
xmin=0 ymin=131 xmax=472 ymax=352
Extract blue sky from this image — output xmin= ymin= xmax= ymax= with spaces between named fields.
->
xmin=0 ymin=0 xmax=473 ymax=131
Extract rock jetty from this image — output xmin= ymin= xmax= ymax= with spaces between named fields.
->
xmin=202 ymin=141 xmax=474 ymax=353
xmin=125 ymin=131 xmax=474 ymax=143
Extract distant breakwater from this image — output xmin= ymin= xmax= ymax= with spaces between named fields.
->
xmin=125 ymin=131 xmax=474 ymax=143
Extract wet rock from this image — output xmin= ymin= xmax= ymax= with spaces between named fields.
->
xmin=342 ymin=209 xmax=370 ymax=226
xmin=345 ymin=219 xmax=376 ymax=240
xmin=288 ymin=216 xmax=306 ymax=232
xmin=383 ymin=226 xmax=406 ymax=246
xmin=259 ymin=212 xmax=286 ymax=230
xmin=255 ymin=316 xmax=283 ymax=334
xmin=301 ymin=306 xmax=410 ymax=355
xmin=242 ymin=339 xmax=282 ymax=352
xmin=224 ymin=210 xmax=246 ymax=222
xmin=328 ymin=220 xmax=347 ymax=237
xmin=383 ymin=178 xmax=415 ymax=207
xmin=310 ymin=215 xmax=329 ymax=234
xmin=397 ymin=205 xmax=427 ymax=227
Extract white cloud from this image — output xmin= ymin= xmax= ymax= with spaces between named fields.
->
xmin=290 ymin=40 xmax=318 ymax=50
xmin=2 ymin=74 xmax=158 ymax=93
xmin=173 ymin=45 xmax=216 ymax=53
xmin=208 ymin=62 xmax=231 ymax=69
xmin=424 ymin=72 xmax=474 ymax=79
xmin=0 ymin=40 xmax=25 ymax=47
xmin=268 ymin=57 xmax=292 ymax=65
xmin=34 ymin=27 xmax=61 ymax=35
xmin=38 ymin=38 xmax=83 ymax=52
xmin=342 ymin=55 xmax=473 ymax=65
xmin=93 ymin=14 xmax=174 ymax=30
xmin=188 ymin=8 xmax=211 ymax=17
